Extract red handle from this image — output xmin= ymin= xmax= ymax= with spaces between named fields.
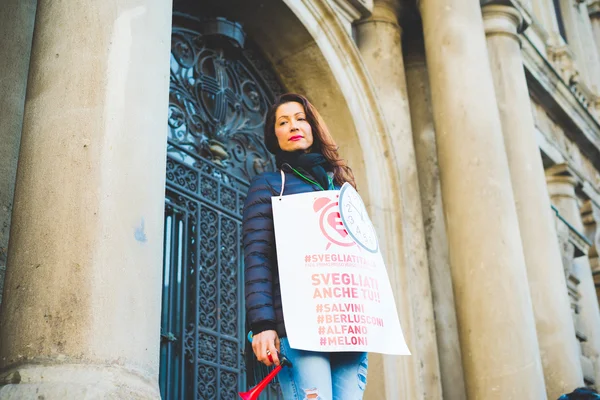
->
xmin=238 ymin=364 xmax=284 ymax=400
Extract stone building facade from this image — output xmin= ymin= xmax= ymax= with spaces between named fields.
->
xmin=0 ymin=0 xmax=599 ymax=398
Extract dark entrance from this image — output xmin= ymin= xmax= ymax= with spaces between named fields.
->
xmin=159 ymin=11 xmax=284 ymax=399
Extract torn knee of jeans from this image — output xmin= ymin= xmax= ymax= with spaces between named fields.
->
xmin=301 ymin=387 xmax=320 ymax=400
xmin=357 ymin=356 xmax=368 ymax=391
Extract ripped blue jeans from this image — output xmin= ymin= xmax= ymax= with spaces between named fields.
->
xmin=278 ymin=337 xmax=368 ymax=400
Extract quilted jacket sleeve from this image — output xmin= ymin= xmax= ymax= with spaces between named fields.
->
xmin=242 ymin=173 xmax=277 ymax=335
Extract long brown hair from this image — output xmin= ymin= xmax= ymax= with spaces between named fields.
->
xmin=264 ymin=93 xmax=356 ymax=189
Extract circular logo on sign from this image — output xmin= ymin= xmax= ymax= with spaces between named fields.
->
xmin=313 ymin=196 xmax=355 ymax=250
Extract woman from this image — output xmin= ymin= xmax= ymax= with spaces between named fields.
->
xmin=242 ymin=93 xmax=368 ymax=399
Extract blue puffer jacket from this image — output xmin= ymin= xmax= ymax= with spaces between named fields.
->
xmin=242 ymin=166 xmax=329 ymax=338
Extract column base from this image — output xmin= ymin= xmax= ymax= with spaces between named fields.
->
xmin=0 ymin=364 xmax=160 ymax=399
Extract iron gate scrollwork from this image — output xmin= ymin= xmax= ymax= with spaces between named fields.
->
xmin=160 ymin=13 xmax=284 ymax=400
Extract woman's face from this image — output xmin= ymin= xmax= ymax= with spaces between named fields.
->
xmin=274 ymin=102 xmax=314 ymax=153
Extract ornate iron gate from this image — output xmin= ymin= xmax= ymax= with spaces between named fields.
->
xmin=159 ymin=13 xmax=283 ymax=399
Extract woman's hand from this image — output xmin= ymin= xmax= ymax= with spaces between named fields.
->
xmin=252 ymin=330 xmax=280 ymax=367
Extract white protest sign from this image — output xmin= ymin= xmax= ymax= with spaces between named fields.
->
xmin=271 ymin=183 xmax=410 ymax=355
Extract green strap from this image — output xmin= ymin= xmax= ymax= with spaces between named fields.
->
xmin=288 ymin=166 xmax=333 ymax=191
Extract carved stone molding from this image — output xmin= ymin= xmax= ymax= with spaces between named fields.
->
xmin=546 ymin=162 xmax=581 ymax=180
xmin=547 ymin=44 xmax=582 ymax=85
xmin=354 ymin=1 xmax=399 ymax=27
xmin=334 ymin=0 xmax=373 ymax=16
xmin=546 ymin=167 xmax=592 ymax=295
xmin=480 ymin=0 xmax=532 ymax=31
xmin=546 ymin=164 xmax=594 ymax=250
xmin=570 ymin=226 xmax=592 ymax=255
xmin=523 ymin=37 xmax=600 ymax=172
xmin=545 ymin=41 xmax=600 ymax=124
xmin=482 ymin=4 xmax=523 ymax=41
xmin=571 ymin=80 xmax=597 ymax=111
xmin=328 ymin=0 xmax=374 ymax=34
xmin=582 ymin=200 xmax=600 ymax=257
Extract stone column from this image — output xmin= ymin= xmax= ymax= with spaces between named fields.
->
xmin=483 ymin=5 xmax=584 ymax=398
xmin=0 ymin=0 xmax=37 ymax=304
xmin=547 ymin=167 xmax=600 ymax=386
xmin=0 ymin=1 xmax=172 ymax=398
xmin=590 ymin=1 xmax=600 ymax=58
xmin=577 ymin=0 xmax=600 ymax=93
xmin=355 ymin=3 xmax=443 ymax=399
xmin=558 ymin=0 xmax=600 ymax=92
xmin=581 ymin=200 xmax=600 ymax=306
xmin=419 ymin=0 xmax=547 ymax=397
xmin=403 ymin=26 xmax=467 ymax=400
